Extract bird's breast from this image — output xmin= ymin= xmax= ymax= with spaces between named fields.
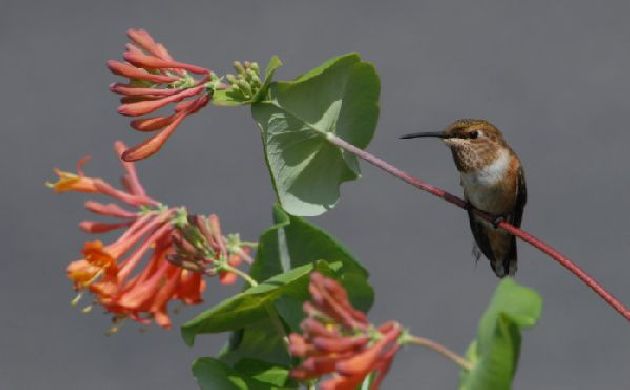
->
xmin=460 ymin=148 xmax=516 ymax=214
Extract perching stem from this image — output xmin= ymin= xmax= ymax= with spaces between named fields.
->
xmin=326 ymin=133 xmax=630 ymax=323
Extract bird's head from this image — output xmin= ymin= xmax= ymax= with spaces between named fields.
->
xmin=400 ymin=119 xmax=508 ymax=171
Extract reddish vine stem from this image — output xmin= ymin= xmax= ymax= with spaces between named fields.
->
xmin=326 ymin=134 xmax=630 ymax=322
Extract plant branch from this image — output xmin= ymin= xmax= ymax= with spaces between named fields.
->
xmin=326 ymin=133 xmax=630 ymax=322
xmin=403 ymin=334 xmax=473 ymax=371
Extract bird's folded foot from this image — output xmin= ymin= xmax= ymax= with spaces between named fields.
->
xmin=492 ymin=215 xmax=506 ymax=229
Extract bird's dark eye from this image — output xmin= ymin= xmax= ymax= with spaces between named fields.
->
xmin=469 ymin=131 xmax=478 ymax=139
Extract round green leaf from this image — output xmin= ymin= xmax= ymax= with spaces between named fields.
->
xmin=252 ymin=53 xmax=380 ymax=216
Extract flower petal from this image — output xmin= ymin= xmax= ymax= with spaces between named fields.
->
xmin=313 ymin=335 xmax=369 ymax=353
xmin=219 ymin=271 xmax=238 ymax=285
xmin=117 ymin=85 xmax=205 ymax=117
xmin=175 ymin=270 xmax=205 ymax=304
xmin=84 ymin=201 xmax=136 ymax=218
xmin=127 ymin=28 xmax=174 ymax=61
xmin=107 ymin=60 xmax=177 ymax=83
xmin=320 ymin=374 xmax=364 ymax=390
xmin=79 ymin=221 xmax=132 ymax=233
xmin=123 ymin=50 xmax=209 ymax=75
xmin=114 ymin=141 xmax=149 ymax=197
xmin=288 ymin=333 xmax=315 ymax=357
xmin=121 ymin=111 xmax=187 ymax=161
xmin=130 ymin=114 xmax=176 ymax=132
xmin=301 ymin=317 xmax=340 ymax=338
xmin=110 ymin=83 xmax=183 ymax=97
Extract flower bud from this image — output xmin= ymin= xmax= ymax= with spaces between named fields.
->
xmin=233 ymin=61 xmax=245 ymax=75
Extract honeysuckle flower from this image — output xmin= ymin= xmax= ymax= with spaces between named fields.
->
xmin=108 ymin=28 xmax=216 ymax=161
xmin=48 ymin=153 xmax=157 ymax=206
xmin=49 ymin=142 xmax=253 ymax=330
xmin=289 ymin=273 xmax=403 ymax=390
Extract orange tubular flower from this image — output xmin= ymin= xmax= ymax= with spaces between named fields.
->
xmin=289 ymin=273 xmax=403 ymax=390
xmin=49 ymin=156 xmax=100 ymax=193
xmin=49 ymin=142 xmax=251 ymax=330
xmin=108 ymin=28 xmax=214 ymax=161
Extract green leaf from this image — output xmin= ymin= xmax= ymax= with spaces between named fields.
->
xmin=234 ymin=359 xmax=292 ymax=387
xmin=459 ymin=278 xmax=542 ymax=390
xmin=253 ymin=56 xmax=283 ymax=102
xmin=218 ymin=318 xmax=290 ymax=366
xmin=182 ymin=262 xmax=327 ymax=346
xmin=211 ymin=89 xmax=246 ymax=107
xmin=251 ymin=204 xmax=373 ymax=313
xmin=182 ymin=259 xmax=342 ymax=346
xmin=216 ymin=205 xmax=373 ymax=369
xmin=252 ymin=53 xmax=380 ymax=216
xmin=192 ymin=358 xmax=247 ymax=390
xmin=193 ymin=357 xmax=293 ymax=390
xmin=273 ymin=296 xmax=304 ymax=332
xmin=213 ymin=56 xmax=283 ymax=107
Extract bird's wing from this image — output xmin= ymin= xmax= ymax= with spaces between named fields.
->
xmin=509 ymin=165 xmax=527 ymax=228
xmin=465 ymin=193 xmax=495 ymax=262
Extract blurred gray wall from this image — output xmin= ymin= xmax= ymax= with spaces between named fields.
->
xmin=2 ymin=0 xmax=630 ymax=388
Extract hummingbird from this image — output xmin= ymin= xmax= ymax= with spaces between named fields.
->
xmin=401 ymin=119 xmax=527 ymax=277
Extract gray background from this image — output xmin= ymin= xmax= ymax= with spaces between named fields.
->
xmin=3 ymin=0 xmax=630 ymax=388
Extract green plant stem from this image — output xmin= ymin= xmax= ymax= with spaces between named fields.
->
xmin=326 ymin=133 xmax=630 ymax=323
xmin=240 ymin=241 xmax=259 ymax=248
xmin=405 ymin=335 xmax=473 ymax=371
xmin=222 ymin=263 xmax=258 ymax=287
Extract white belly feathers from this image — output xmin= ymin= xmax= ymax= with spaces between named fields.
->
xmin=460 ymin=148 xmax=511 ymax=212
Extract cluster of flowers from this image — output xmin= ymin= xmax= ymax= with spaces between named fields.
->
xmin=169 ymin=213 xmax=253 ymax=286
xmin=108 ymin=28 xmax=216 ymax=162
xmin=289 ymin=273 xmax=403 ymax=389
xmin=49 ymin=142 xmax=250 ymax=330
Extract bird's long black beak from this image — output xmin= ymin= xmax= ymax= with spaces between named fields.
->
xmin=399 ymin=131 xmax=447 ymax=140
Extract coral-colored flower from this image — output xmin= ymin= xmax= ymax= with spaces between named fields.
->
xmin=289 ymin=273 xmax=403 ymax=390
xmin=108 ymin=28 xmax=214 ymax=161
xmin=48 ymin=156 xmax=99 ymax=193
xmin=50 ymin=142 xmax=252 ymax=330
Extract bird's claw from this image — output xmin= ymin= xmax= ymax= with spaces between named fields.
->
xmin=492 ymin=215 xmax=506 ymax=228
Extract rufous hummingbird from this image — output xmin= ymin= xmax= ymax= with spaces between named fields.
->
xmin=401 ymin=119 xmax=527 ymax=277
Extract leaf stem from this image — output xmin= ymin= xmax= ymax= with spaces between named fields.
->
xmin=326 ymin=134 xmax=630 ymax=323
xmin=403 ymin=334 xmax=473 ymax=371
xmin=240 ymin=241 xmax=259 ymax=248
xmin=222 ymin=263 xmax=258 ymax=287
